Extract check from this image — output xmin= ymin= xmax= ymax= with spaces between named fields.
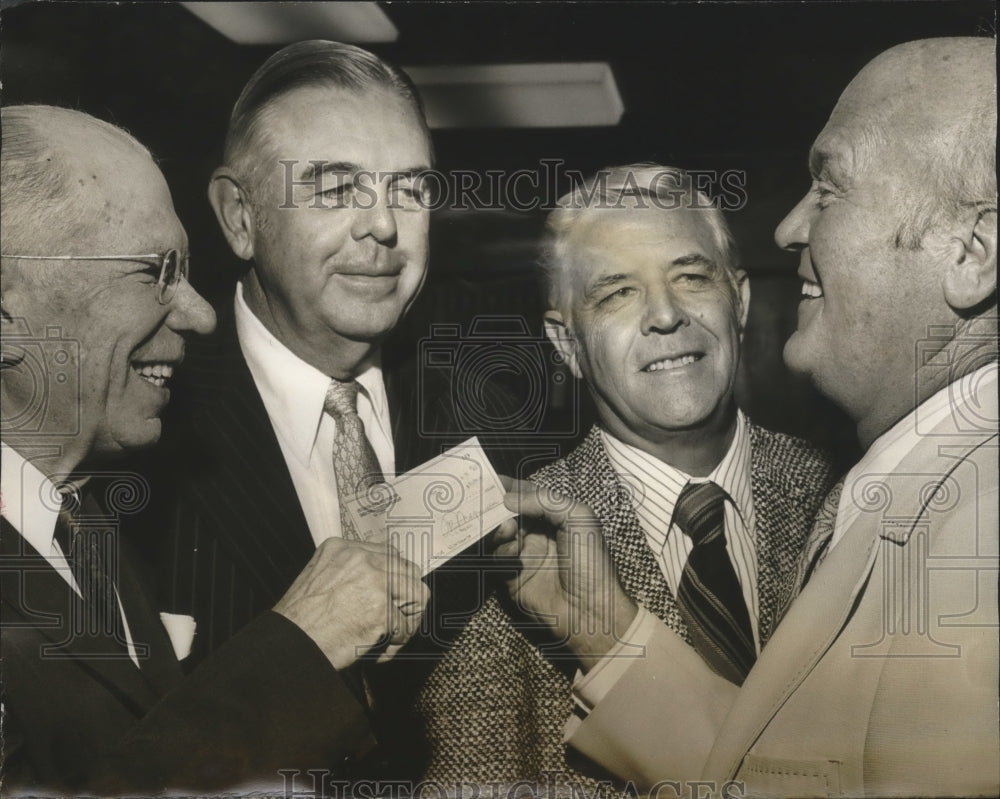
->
xmin=342 ymin=437 xmax=515 ymax=575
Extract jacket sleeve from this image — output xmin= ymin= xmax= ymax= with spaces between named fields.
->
xmin=91 ymin=611 xmax=376 ymax=795
xmin=566 ymin=617 xmax=739 ymax=790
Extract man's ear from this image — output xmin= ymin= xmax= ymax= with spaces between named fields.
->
xmin=207 ymin=167 xmax=256 ymax=261
xmin=543 ymin=311 xmax=583 ymax=380
xmin=943 ymin=208 xmax=997 ymax=311
xmin=734 ymin=269 xmax=751 ymax=334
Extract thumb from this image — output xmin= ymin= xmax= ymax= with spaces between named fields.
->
xmin=503 ymin=480 xmax=580 ymax=529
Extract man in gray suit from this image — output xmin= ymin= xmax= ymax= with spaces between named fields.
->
xmin=418 ymin=165 xmax=836 ymax=788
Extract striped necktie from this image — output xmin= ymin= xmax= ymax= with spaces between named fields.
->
xmin=54 ymin=489 xmax=127 ymax=652
xmin=323 ymin=378 xmax=385 ymax=540
xmin=674 ymin=480 xmax=756 ymax=685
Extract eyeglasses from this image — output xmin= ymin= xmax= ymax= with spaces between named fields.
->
xmin=0 ymin=249 xmax=189 ymax=305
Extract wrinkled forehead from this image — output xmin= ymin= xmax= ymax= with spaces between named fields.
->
xmin=564 ymin=204 xmax=720 ymax=266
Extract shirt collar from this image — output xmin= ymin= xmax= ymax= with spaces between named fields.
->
xmin=1 ymin=443 xmax=62 ymax=555
xmin=601 ymin=410 xmax=754 ymax=527
xmin=233 ymin=282 xmax=387 ymax=466
xmin=837 ymin=362 xmax=998 ymax=540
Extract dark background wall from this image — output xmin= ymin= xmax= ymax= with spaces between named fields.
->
xmin=2 ymin=0 xmax=994 ymax=470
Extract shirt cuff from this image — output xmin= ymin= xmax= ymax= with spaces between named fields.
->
xmin=570 ymin=607 xmax=657 ymax=720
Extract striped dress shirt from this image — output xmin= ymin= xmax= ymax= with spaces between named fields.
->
xmin=600 ymin=411 xmax=760 ymax=652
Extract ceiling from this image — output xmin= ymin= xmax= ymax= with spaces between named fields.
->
xmin=3 ymin=0 xmax=991 ymax=285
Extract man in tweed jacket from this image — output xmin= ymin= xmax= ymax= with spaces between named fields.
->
xmin=417 ymin=165 xmax=836 ymax=789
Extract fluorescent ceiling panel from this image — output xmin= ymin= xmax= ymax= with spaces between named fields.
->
xmin=405 ymin=62 xmax=624 ymax=128
xmin=181 ymin=2 xmax=398 ymax=44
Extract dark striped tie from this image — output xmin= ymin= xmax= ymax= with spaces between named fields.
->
xmin=674 ymin=481 xmax=756 ymax=685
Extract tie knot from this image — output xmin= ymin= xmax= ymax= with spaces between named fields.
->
xmin=674 ymin=480 xmax=727 ymax=546
xmin=324 ymin=378 xmax=360 ymax=418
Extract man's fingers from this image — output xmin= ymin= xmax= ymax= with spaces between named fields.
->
xmin=503 ymin=480 xmax=588 ymax=529
xmin=492 ymin=516 xmax=519 ymax=545
xmin=493 ymin=537 xmax=523 ymax=559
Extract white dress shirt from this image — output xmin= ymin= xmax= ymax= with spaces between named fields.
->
xmin=233 ymin=282 xmax=396 ymax=547
xmin=600 ymin=410 xmax=761 ymax=651
xmin=0 ymin=443 xmax=140 ymax=667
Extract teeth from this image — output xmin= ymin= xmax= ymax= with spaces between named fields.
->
xmin=802 ymin=281 xmax=823 ymax=298
xmin=133 ymin=363 xmax=174 ymax=387
xmin=645 ymin=354 xmax=699 ymax=372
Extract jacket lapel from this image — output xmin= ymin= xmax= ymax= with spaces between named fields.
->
xmin=702 ymin=503 xmax=884 ymax=781
xmin=565 ymin=428 xmax=690 ymax=640
xmin=1 ymin=518 xmax=169 ymax=717
xmin=748 ymin=424 xmax=837 ymax=645
xmin=179 ymin=310 xmax=315 ymax=598
xmin=703 ymin=419 xmax=996 ymax=782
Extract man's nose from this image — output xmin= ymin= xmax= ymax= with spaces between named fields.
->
xmin=166 ymin=277 xmax=217 ymax=336
xmin=641 ymin=284 xmax=687 ymax=335
xmin=351 ymin=184 xmax=398 ymax=244
xmin=775 ymin=192 xmax=813 ymax=251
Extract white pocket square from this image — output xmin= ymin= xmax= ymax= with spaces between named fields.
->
xmin=159 ymin=612 xmax=197 ymax=661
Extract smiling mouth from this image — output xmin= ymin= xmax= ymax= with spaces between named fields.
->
xmin=801 ymin=279 xmax=823 ymax=299
xmin=642 ymin=354 xmax=702 ymax=372
xmin=132 ymin=362 xmax=175 ymax=388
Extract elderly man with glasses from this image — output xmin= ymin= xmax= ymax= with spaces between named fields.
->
xmin=0 ymin=104 xmax=429 ymax=796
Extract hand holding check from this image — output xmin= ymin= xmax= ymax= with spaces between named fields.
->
xmin=494 ymin=479 xmax=638 ymax=671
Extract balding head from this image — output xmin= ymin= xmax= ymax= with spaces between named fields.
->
xmin=831 ymin=37 xmax=995 ymax=246
xmin=0 ymin=105 xmax=153 ymax=255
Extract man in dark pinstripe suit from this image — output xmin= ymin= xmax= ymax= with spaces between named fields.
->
xmin=134 ymin=40 xmax=528 ymax=781
xmin=418 ymin=165 xmax=837 ymax=789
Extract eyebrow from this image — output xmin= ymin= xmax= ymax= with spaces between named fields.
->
xmin=808 ymin=146 xmax=851 ymax=187
xmin=583 ymin=272 xmax=631 ymax=302
xmin=299 ymin=161 xmax=361 ymax=183
xmin=582 ymin=253 xmax=718 ymax=301
xmin=298 ymin=161 xmax=431 ymax=184
xmin=672 ymin=253 xmax=718 ymax=270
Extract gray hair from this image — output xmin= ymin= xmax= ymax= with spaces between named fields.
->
xmin=540 ymin=163 xmax=739 ymax=312
xmin=1 ymin=105 xmax=149 ymax=255
xmin=224 ymin=39 xmax=431 ymax=194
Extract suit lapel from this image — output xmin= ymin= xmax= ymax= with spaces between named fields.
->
xmin=565 ymin=428 xmax=690 ymax=640
xmin=748 ymin=424 xmax=836 ymax=645
xmin=181 ymin=310 xmax=315 ymax=598
xmin=1 ymin=518 xmax=169 ymax=717
xmin=384 ymin=354 xmax=417 ymax=472
xmin=702 ymin=503 xmax=884 ymax=781
xmin=703 ymin=421 xmax=996 ymax=782
xmin=114 ymin=535 xmax=184 ymax=694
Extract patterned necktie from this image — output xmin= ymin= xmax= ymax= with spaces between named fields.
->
xmin=324 ymin=378 xmax=385 ymax=541
xmin=54 ymin=489 xmax=125 ymax=647
xmin=674 ymin=481 xmax=756 ymax=685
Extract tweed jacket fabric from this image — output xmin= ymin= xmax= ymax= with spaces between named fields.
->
xmin=416 ymin=422 xmax=837 ymax=789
